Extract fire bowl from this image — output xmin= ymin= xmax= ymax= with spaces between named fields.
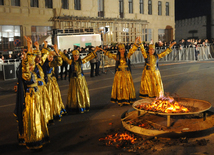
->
xmin=121 ymin=98 xmax=214 ymax=137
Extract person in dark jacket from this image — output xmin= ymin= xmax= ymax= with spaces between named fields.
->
xmin=60 ymin=49 xmax=69 ymax=80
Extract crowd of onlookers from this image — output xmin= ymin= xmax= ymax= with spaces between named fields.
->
xmin=0 ymin=38 xmax=214 ymax=64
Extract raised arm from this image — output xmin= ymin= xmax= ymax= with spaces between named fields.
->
xmin=100 ymin=48 xmax=117 ymax=60
xmin=158 ymin=41 xmax=176 ymax=59
xmin=127 ymin=37 xmax=140 ymax=59
xmin=138 ymin=37 xmax=147 ymax=59
xmin=82 ymin=46 xmax=99 ymax=64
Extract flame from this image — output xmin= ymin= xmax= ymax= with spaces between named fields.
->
xmin=99 ymin=132 xmax=137 ymax=146
xmin=136 ymin=96 xmax=189 ymax=113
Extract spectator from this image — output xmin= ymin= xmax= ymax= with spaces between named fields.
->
xmin=194 ymin=42 xmax=200 ymax=61
xmin=0 ymin=55 xmax=4 ymax=63
xmin=95 ymin=49 xmax=101 ymax=76
xmin=89 ymin=46 xmax=96 ymax=77
xmin=60 ymin=49 xmax=69 ymax=80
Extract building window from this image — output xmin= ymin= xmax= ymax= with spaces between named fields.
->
xmin=31 ymin=26 xmax=51 ymax=43
xmin=139 ymin=0 xmax=144 ymax=14
xmin=98 ymin=0 xmax=104 ymax=17
xmin=142 ymin=29 xmax=152 ymax=42
xmin=62 ymin=0 xmax=69 ymax=9
xmin=148 ymin=0 xmax=152 ymax=15
xmin=128 ymin=0 xmax=133 ymax=14
xmin=0 ymin=25 xmax=21 ymax=50
xmin=11 ymin=0 xmax=20 ymax=6
xmin=119 ymin=0 xmax=124 ymax=18
xmin=158 ymin=1 xmax=162 ymax=15
xmin=74 ymin=0 xmax=81 ymax=10
xmin=158 ymin=29 xmax=165 ymax=42
xmin=0 ymin=0 xmax=4 ymax=5
xmin=166 ymin=2 xmax=169 ymax=16
xmin=30 ymin=0 xmax=38 ymax=7
xmin=45 ymin=0 xmax=52 ymax=8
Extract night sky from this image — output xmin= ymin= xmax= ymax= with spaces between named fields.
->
xmin=175 ymin=0 xmax=211 ymax=21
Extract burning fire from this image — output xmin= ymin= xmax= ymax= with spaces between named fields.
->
xmin=135 ymin=96 xmax=189 ymax=113
xmin=99 ymin=132 xmax=137 ymax=147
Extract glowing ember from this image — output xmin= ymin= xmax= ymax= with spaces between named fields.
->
xmin=99 ymin=132 xmax=137 ymax=147
xmin=135 ymin=96 xmax=189 ymax=113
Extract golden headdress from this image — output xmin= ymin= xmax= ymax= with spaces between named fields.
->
xmin=27 ymin=55 xmax=35 ymax=66
xmin=33 ymin=50 xmax=41 ymax=56
xmin=149 ymin=44 xmax=155 ymax=49
xmin=72 ymin=50 xmax=79 ymax=55
xmin=118 ymin=43 xmax=125 ymax=49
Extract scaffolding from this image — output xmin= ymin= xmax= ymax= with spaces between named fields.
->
xmin=49 ymin=15 xmax=149 ymax=45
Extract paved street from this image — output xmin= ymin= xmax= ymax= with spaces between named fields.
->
xmin=1 ymin=60 xmax=214 ymax=155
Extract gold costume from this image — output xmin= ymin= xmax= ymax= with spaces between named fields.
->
xmin=22 ymin=57 xmax=49 ymax=149
xmin=104 ymin=44 xmax=139 ymax=106
xmin=59 ymin=50 xmax=96 ymax=113
xmin=44 ymin=55 xmax=66 ymax=120
xmin=139 ymin=44 xmax=172 ymax=98
xmin=34 ymin=49 xmax=52 ymax=123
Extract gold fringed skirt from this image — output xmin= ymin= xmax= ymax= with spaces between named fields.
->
xmin=23 ymin=88 xmax=49 ymax=149
xmin=111 ymin=70 xmax=136 ymax=106
xmin=66 ymin=74 xmax=90 ymax=113
xmin=38 ymin=85 xmax=51 ymax=123
xmin=46 ymin=75 xmax=65 ymax=120
xmin=139 ymin=69 xmax=164 ymax=98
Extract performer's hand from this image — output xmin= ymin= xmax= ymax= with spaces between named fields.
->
xmin=52 ymin=44 xmax=59 ymax=55
xmin=34 ymin=41 xmax=39 ymax=50
xmin=135 ymin=37 xmax=139 ymax=44
xmin=49 ymin=51 xmax=56 ymax=56
xmin=169 ymin=41 xmax=176 ymax=48
xmin=139 ymin=37 xmax=142 ymax=44
xmin=44 ymin=41 xmax=48 ymax=48
xmin=94 ymin=46 xmax=100 ymax=52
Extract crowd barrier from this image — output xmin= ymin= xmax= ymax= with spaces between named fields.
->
xmin=0 ymin=45 xmax=212 ymax=80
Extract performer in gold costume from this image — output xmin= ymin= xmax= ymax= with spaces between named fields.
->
xmin=139 ymin=39 xmax=176 ymax=98
xmin=21 ymin=39 xmax=49 ymax=149
xmin=42 ymin=44 xmax=66 ymax=120
xmin=59 ymin=46 xmax=100 ymax=113
xmin=100 ymin=37 xmax=140 ymax=106
xmin=34 ymin=41 xmax=52 ymax=124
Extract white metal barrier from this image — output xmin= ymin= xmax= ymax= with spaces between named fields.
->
xmin=1 ymin=46 xmax=212 ymax=79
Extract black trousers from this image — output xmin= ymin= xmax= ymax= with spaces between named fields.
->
xmin=60 ymin=64 xmax=68 ymax=79
xmin=90 ymin=62 xmax=96 ymax=77
xmin=95 ymin=61 xmax=100 ymax=76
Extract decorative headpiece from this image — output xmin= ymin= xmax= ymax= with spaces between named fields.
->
xmin=33 ymin=50 xmax=41 ymax=56
xmin=72 ymin=50 xmax=79 ymax=55
xmin=118 ymin=44 xmax=125 ymax=49
xmin=149 ymin=44 xmax=155 ymax=49
xmin=27 ymin=55 xmax=35 ymax=66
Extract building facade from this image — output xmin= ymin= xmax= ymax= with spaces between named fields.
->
xmin=175 ymin=16 xmax=208 ymax=42
xmin=0 ymin=0 xmax=175 ymax=51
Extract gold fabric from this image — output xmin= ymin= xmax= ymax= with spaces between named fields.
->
xmin=46 ymin=74 xmax=65 ymax=117
xmin=22 ymin=61 xmax=49 ymax=149
xmin=59 ymin=51 xmax=97 ymax=112
xmin=67 ymin=68 xmax=90 ymax=112
xmin=139 ymin=46 xmax=172 ymax=98
xmin=104 ymin=44 xmax=138 ymax=106
xmin=59 ymin=51 xmax=97 ymax=65
xmin=36 ymin=64 xmax=52 ymax=123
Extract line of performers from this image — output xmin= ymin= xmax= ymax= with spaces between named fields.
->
xmin=13 ymin=36 xmax=176 ymax=150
